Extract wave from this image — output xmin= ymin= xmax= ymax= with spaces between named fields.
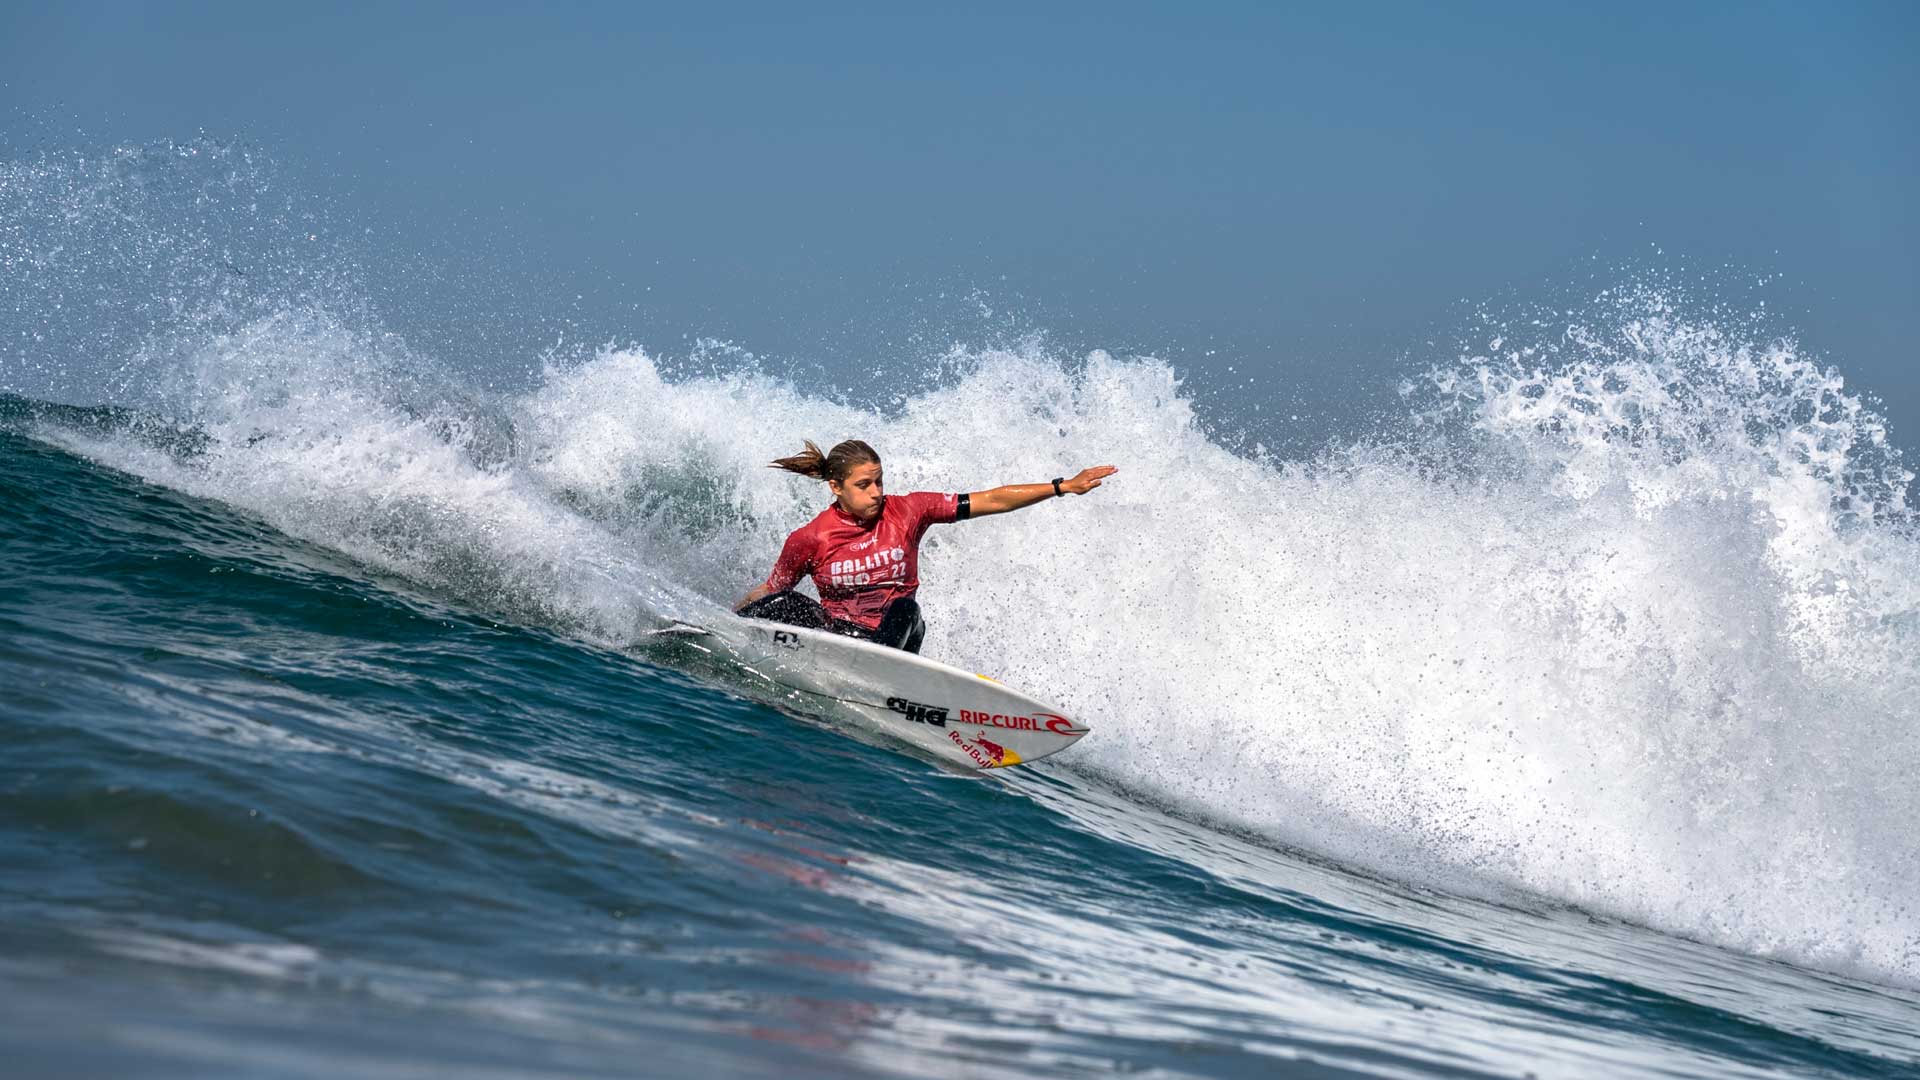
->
xmin=11 ymin=273 xmax=1916 ymax=991
xmin=7 ymin=134 xmax=1915 ymax=989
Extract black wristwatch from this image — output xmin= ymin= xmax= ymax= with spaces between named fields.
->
xmin=1051 ymin=477 xmax=1065 ymax=497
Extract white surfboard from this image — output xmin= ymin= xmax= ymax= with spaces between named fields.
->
xmin=650 ymin=617 xmax=1089 ymax=770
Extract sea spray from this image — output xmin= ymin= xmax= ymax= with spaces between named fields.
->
xmin=34 ymin=295 xmax=1920 ymax=988
xmin=10 ymin=139 xmax=1917 ymax=988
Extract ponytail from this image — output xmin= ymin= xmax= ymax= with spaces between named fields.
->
xmin=770 ymin=439 xmax=829 ymax=480
xmin=770 ymin=439 xmax=880 ymax=483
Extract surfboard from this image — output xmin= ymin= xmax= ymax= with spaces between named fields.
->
xmin=649 ymin=617 xmax=1089 ymax=770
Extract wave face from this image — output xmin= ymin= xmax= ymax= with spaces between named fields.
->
xmin=5 ymin=142 xmax=1920 ymax=1076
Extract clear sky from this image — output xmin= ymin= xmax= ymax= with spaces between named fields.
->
xmin=3 ymin=2 xmax=1915 ymax=448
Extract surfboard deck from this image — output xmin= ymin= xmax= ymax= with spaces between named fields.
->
xmin=646 ymin=617 xmax=1089 ymax=770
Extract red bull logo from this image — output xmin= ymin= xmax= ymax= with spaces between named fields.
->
xmin=947 ymin=728 xmax=1022 ymax=768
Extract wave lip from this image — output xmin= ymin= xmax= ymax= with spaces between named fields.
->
xmin=16 ymin=279 xmax=1920 ymax=991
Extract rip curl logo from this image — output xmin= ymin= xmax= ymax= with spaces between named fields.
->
xmin=955 ymin=710 xmax=1086 ymax=736
xmin=886 ymin=696 xmax=949 ymax=727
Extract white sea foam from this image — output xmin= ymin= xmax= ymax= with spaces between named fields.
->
xmin=53 ymin=294 xmax=1920 ymax=990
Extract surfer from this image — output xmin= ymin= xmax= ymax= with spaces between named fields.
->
xmin=736 ymin=439 xmax=1116 ymax=653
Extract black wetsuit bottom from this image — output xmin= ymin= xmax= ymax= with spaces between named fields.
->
xmin=739 ymin=591 xmax=926 ymax=654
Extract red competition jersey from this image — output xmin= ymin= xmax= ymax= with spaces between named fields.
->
xmin=763 ymin=491 xmax=962 ymax=628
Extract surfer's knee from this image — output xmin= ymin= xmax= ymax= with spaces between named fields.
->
xmin=875 ymin=596 xmax=925 ymax=653
xmin=740 ymin=590 xmax=829 ymax=630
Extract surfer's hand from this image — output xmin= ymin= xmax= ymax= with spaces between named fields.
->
xmin=1064 ymin=465 xmax=1117 ymax=494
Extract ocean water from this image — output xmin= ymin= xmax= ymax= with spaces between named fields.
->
xmin=4 ymin=142 xmax=1920 ymax=1078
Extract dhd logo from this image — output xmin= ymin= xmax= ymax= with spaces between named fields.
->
xmin=886 ymin=697 xmax=950 ymax=727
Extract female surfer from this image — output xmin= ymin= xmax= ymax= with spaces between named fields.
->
xmin=737 ymin=439 xmax=1116 ymax=653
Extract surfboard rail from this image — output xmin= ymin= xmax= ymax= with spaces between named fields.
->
xmin=648 ymin=616 xmax=1088 ymax=770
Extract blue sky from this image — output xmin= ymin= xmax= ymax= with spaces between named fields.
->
xmin=3 ymin=2 xmax=1915 ymax=446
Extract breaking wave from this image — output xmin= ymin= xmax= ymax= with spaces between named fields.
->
xmin=7 ymin=138 xmax=1918 ymax=990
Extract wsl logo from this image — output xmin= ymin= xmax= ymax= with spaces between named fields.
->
xmin=886 ymin=696 xmax=949 ymax=727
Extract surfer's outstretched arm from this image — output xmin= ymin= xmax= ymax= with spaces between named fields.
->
xmin=968 ymin=465 xmax=1117 ymax=517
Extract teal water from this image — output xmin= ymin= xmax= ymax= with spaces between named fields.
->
xmin=4 ymin=401 xmax=1919 ymax=1078
xmin=5 ymin=140 xmax=1920 ymax=1078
